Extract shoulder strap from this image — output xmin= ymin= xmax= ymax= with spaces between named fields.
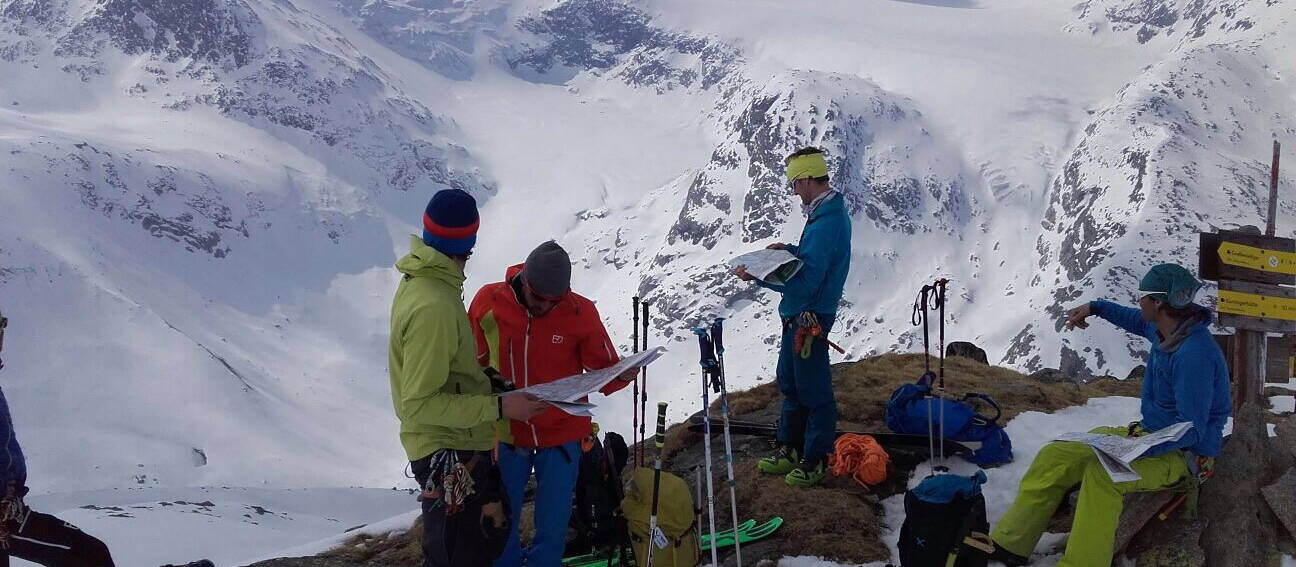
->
xmin=959 ymin=393 xmax=1002 ymax=424
xmin=947 ymin=495 xmax=992 ymax=564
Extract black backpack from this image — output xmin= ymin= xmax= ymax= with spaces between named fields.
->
xmin=569 ymin=430 xmax=631 ymax=555
xmin=898 ymin=471 xmax=994 ymax=567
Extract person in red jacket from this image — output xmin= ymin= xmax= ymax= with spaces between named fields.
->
xmin=468 ymin=241 xmax=637 ymax=567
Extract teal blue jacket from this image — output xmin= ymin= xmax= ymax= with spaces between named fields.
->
xmin=1090 ymin=301 xmax=1230 ymax=457
xmin=757 ymin=192 xmax=852 ymax=318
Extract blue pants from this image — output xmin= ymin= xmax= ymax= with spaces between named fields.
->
xmin=494 ymin=441 xmax=581 ymax=567
xmin=776 ymin=313 xmax=837 ymax=464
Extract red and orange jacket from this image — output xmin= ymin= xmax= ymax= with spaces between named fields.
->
xmin=467 ymin=264 xmax=630 ymax=448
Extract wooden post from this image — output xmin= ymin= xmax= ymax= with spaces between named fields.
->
xmin=1267 ymin=140 xmax=1281 ymax=237
xmin=1196 ymin=141 xmax=1288 ymax=566
xmin=1234 ymin=328 xmax=1268 ymax=416
xmin=1236 ymin=141 xmax=1283 ymax=415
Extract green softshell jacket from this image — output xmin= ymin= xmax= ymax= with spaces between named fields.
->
xmin=389 ymin=235 xmax=500 ymax=461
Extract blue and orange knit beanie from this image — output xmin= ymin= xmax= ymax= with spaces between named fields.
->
xmin=422 ymin=189 xmax=479 ymax=255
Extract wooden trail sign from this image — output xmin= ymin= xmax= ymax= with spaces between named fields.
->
xmin=1200 ymin=231 xmax=1296 ymax=286
xmin=1197 ymin=140 xmax=1286 ymax=404
xmin=1218 ymin=241 xmax=1296 ymax=275
xmin=1216 ymin=280 xmax=1296 ymax=334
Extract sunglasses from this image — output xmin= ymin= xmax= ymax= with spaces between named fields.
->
xmin=447 ymin=251 xmax=473 ymax=262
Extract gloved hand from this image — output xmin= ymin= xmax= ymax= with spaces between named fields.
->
xmin=484 ymin=367 xmax=515 ymax=393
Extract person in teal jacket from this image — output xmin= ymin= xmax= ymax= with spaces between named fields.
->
xmin=989 ymin=263 xmax=1230 ymax=567
xmin=734 ymin=147 xmax=852 ymax=487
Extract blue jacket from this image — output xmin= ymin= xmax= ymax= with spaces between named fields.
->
xmin=1090 ymin=300 xmax=1230 ymax=457
xmin=756 ymin=192 xmax=852 ymax=318
xmin=0 ymin=387 xmax=26 ymax=490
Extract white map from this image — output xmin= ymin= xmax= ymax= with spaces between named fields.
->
xmin=728 ymin=249 xmax=803 ymax=285
xmin=1054 ymin=422 xmax=1193 ymax=482
xmin=547 ymin=400 xmax=597 ymax=417
xmin=519 ymin=347 xmax=668 ymax=409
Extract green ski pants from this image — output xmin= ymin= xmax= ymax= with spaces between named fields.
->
xmin=989 ymin=426 xmax=1188 ymax=567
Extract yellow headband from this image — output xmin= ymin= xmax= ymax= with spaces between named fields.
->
xmin=785 ymin=152 xmax=828 ymax=182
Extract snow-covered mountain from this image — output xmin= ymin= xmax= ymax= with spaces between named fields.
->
xmin=1 ymin=0 xmax=1293 ymax=494
xmin=1012 ymin=0 xmax=1296 ymax=378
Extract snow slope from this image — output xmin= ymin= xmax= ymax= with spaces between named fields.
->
xmin=0 ymin=0 xmax=1294 ymax=500
xmin=10 ymin=487 xmax=417 ymax=567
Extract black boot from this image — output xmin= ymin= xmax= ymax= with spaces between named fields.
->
xmin=988 ymin=542 xmax=1029 ymax=567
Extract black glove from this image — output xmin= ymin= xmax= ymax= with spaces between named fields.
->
xmin=484 ymin=367 xmax=515 ymax=393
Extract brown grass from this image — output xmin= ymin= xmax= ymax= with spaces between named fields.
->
xmin=829 ymin=353 xmax=1139 ymax=430
xmin=726 ymin=384 xmax=783 ymax=416
xmin=661 ymin=422 xmax=700 ymax=463
xmin=321 ymin=516 xmax=423 ymax=565
xmin=322 ymin=502 xmax=536 ymax=565
xmin=713 ymin=462 xmax=891 ymax=563
xmin=720 ymin=353 xmax=1139 ymax=428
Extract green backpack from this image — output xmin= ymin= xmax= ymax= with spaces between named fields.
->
xmin=621 ymin=467 xmax=699 ymax=567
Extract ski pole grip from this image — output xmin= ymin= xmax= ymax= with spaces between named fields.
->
xmin=641 ymin=301 xmax=651 ymax=351
xmin=694 ymin=328 xmax=712 ymax=364
xmin=655 ymin=402 xmax=668 ymax=448
xmin=711 ymin=318 xmax=725 ymax=354
xmin=632 ymin=297 xmax=640 ymax=352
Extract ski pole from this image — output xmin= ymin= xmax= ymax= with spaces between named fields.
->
xmin=633 ymin=296 xmax=641 ymax=467
xmin=694 ymin=467 xmax=704 ymax=557
xmin=710 ymin=318 xmax=742 ymax=567
xmin=647 ymin=402 xmax=669 ymax=567
xmin=641 ymin=300 xmax=651 ymax=469
xmin=914 ymin=284 xmax=937 ymax=476
xmin=936 ymin=278 xmax=948 ymax=463
xmin=694 ymin=328 xmax=720 ymax=567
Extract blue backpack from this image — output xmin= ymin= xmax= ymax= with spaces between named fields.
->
xmin=884 ymin=372 xmax=1013 ymax=466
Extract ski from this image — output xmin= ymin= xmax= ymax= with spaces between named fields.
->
xmin=701 ymin=518 xmax=756 ymax=548
xmin=685 ymin=416 xmax=976 ymax=457
xmin=561 ymin=517 xmax=784 ymax=567
xmin=705 ymin=516 xmax=783 ymax=550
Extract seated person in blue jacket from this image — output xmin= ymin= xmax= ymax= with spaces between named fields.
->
xmin=988 ymin=263 xmax=1230 ymax=567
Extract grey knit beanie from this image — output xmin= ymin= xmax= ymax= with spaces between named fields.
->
xmin=521 ymin=241 xmax=571 ymax=297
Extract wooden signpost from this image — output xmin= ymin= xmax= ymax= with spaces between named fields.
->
xmin=1193 ymin=140 xmax=1289 ymax=565
xmin=1200 ymin=141 xmax=1287 ymax=409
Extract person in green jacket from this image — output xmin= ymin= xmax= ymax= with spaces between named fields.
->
xmin=389 ymin=189 xmax=548 ymax=567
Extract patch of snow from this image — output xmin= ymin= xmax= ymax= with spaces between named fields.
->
xmin=1271 ymin=395 xmax=1295 ymax=414
xmin=10 ymin=487 xmax=417 ymax=567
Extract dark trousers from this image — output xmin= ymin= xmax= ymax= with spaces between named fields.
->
xmin=775 ymin=313 xmax=837 ymax=464
xmin=412 ymin=450 xmax=508 ymax=567
xmin=1 ymin=506 xmax=115 ymax=567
